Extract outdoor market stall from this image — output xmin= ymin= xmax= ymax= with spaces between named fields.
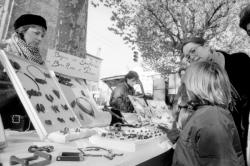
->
xmin=0 ymin=50 xmax=174 ymax=166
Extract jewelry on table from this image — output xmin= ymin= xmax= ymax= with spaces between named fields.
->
xmin=78 ymin=146 xmax=123 ymax=160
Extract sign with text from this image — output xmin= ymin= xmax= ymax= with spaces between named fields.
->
xmin=46 ymin=49 xmax=102 ymax=82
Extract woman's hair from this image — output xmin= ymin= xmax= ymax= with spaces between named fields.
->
xmin=182 ymin=60 xmax=232 ymax=108
xmin=15 ymin=25 xmax=46 ymax=41
xmin=181 ymin=37 xmax=206 ymax=53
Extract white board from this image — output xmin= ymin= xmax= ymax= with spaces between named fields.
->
xmin=0 ymin=50 xmax=81 ymax=140
xmin=45 ymin=49 xmax=102 ymax=82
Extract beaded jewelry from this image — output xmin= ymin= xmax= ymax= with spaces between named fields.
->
xmin=78 ymin=147 xmax=123 ymax=160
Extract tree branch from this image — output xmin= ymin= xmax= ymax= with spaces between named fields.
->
xmin=164 ymin=1 xmax=181 ymax=41
xmin=145 ymin=6 xmax=177 ymax=46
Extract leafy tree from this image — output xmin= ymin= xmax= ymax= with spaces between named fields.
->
xmin=92 ymin=0 xmax=249 ymax=76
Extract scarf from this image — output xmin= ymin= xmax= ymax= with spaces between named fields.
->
xmin=10 ymin=33 xmax=44 ymax=65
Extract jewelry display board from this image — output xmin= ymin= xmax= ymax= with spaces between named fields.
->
xmin=128 ymin=95 xmax=152 ymax=121
xmin=0 ymin=50 xmax=81 ymax=140
xmin=147 ymin=100 xmax=174 ymax=128
xmin=128 ymin=96 xmax=173 ymax=128
xmin=54 ymin=74 xmax=111 ymax=127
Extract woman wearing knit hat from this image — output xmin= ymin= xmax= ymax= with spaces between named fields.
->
xmin=0 ymin=14 xmax=47 ymax=131
xmin=3 ymin=14 xmax=47 ymax=65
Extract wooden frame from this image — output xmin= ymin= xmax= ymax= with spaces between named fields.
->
xmin=0 ymin=50 xmax=81 ymax=140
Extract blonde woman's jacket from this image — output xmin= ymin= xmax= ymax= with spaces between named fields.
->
xmin=172 ymin=105 xmax=245 ymax=166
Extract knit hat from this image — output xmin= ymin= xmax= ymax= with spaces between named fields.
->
xmin=14 ymin=14 xmax=47 ymax=31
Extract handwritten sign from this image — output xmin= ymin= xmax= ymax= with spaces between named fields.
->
xmin=46 ymin=49 xmax=102 ymax=81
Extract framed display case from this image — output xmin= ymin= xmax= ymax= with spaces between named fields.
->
xmin=0 ymin=50 xmax=81 ymax=140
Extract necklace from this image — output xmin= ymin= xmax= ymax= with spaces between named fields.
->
xmin=16 ymin=71 xmax=42 ymax=98
xmin=78 ymin=147 xmax=123 ymax=160
xmin=26 ymin=65 xmax=47 ymax=84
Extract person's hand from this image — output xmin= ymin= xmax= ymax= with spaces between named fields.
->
xmin=158 ymin=122 xmax=180 ymax=144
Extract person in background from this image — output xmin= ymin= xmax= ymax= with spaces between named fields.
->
xmin=109 ymin=71 xmax=139 ymax=125
xmin=182 ymin=37 xmax=250 ymax=163
xmin=172 ymin=61 xmax=245 ymax=166
xmin=239 ymin=3 xmax=250 ymax=36
xmin=239 ymin=3 xmax=250 ymax=165
xmin=0 ymin=14 xmax=47 ymax=130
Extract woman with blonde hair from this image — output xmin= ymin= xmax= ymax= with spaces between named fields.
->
xmin=0 ymin=14 xmax=47 ymax=130
xmin=172 ymin=61 xmax=245 ymax=166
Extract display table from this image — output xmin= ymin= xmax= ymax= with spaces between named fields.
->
xmin=0 ymin=130 xmax=173 ymax=166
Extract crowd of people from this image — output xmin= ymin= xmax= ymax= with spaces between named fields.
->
xmin=169 ymin=4 xmax=250 ymax=166
xmin=1 ymin=2 xmax=250 ymax=166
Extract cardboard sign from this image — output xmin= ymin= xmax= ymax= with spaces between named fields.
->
xmin=46 ymin=49 xmax=102 ymax=82
xmin=0 ymin=50 xmax=81 ymax=140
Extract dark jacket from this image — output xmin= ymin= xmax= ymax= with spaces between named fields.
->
xmin=172 ymin=105 xmax=245 ymax=166
xmin=109 ymin=82 xmax=135 ymax=113
xmin=219 ymin=51 xmax=250 ymax=155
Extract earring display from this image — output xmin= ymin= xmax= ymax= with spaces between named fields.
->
xmin=0 ymin=51 xmax=82 ymax=141
xmin=56 ymin=75 xmax=111 ymax=127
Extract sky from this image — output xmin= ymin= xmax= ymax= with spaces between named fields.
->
xmin=86 ymin=4 xmax=138 ymax=79
xmin=86 ymin=4 xmax=161 ymax=95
